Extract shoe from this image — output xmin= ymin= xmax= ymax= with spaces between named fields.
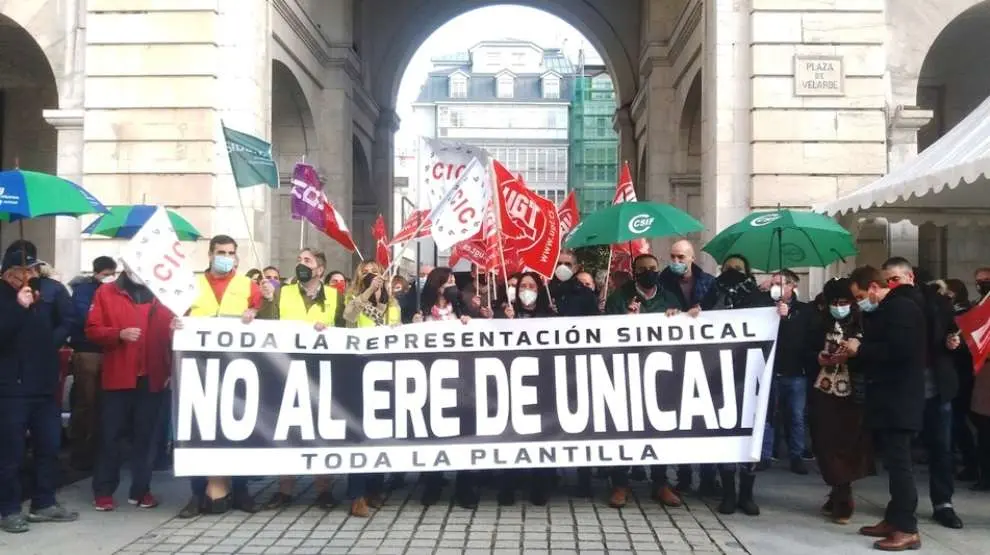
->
xmin=933 ymin=507 xmax=963 ymax=529
xmin=802 ymin=449 xmax=815 ymax=461
xmin=790 ymin=458 xmax=809 ymax=475
xmin=420 ymin=485 xmax=442 ymax=507
xmin=0 ymin=513 xmax=29 ymax=534
xmin=349 ymin=497 xmax=370 ymax=518
xmin=231 ymin=491 xmax=258 ymax=513
xmin=652 ymin=484 xmax=682 ymax=507
xmin=366 ymin=492 xmax=385 ymax=509
xmin=178 ymin=496 xmax=203 ymax=519
xmin=93 ymin=496 xmax=115 ymax=512
xmin=821 ymin=495 xmax=834 ymax=516
xmin=263 ymin=492 xmax=292 ymax=511
xmin=971 ymin=481 xmax=990 ymax=491
xmin=957 ymin=466 xmax=978 ymax=482
xmin=873 ymin=531 xmax=921 ymax=551
xmin=315 ymin=491 xmax=337 ymax=510
xmin=205 ymin=495 xmax=231 ymax=514
xmin=498 ymin=488 xmax=516 ymax=506
xmin=737 ymin=474 xmax=760 ymax=516
xmin=755 ymin=459 xmax=772 ymax=472
xmin=859 ymin=520 xmax=896 ymax=538
xmin=717 ymin=472 xmax=737 ymax=515
xmin=529 ymin=487 xmax=550 ymax=507
xmin=456 ymin=488 xmax=480 ymax=510
xmin=128 ymin=493 xmax=159 ymax=509
xmin=27 ymin=504 xmax=78 ymax=523
xmin=675 ymin=480 xmax=694 ymax=495
xmin=608 ymin=487 xmax=629 ymax=509
xmin=832 ymin=498 xmax=854 ymax=525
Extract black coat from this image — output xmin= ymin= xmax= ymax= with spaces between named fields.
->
xmin=0 ymin=280 xmax=68 ymax=397
xmin=774 ymin=299 xmax=818 ymax=378
xmin=858 ymin=285 xmax=927 ymax=431
xmin=549 ymin=278 xmax=599 ymax=317
xmin=903 ymin=284 xmax=959 ymax=403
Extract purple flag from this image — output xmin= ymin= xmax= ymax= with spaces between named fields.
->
xmin=290 ymin=163 xmax=326 ymax=228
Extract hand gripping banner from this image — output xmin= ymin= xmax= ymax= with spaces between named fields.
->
xmin=171 ymin=308 xmax=780 ymax=476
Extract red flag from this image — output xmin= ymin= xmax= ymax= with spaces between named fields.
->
xmin=390 ymin=209 xmax=432 ymax=245
xmin=321 ymin=198 xmax=358 ymax=252
xmin=610 ymin=162 xmax=650 ymax=270
xmin=557 ymin=191 xmax=581 ymax=236
xmin=492 ymin=160 xmax=561 ymax=279
xmin=449 ymin=239 xmax=487 ymax=269
xmin=957 ymin=300 xmax=990 ymax=374
xmin=372 ymin=214 xmax=390 ymax=267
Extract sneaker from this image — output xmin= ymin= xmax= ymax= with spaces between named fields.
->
xmin=93 ymin=496 xmax=115 ymax=511
xmin=802 ymin=449 xmax=815 ymax=461
xmin=178 ymin=496 xmax=203 ymax=519
xmin=0 ymin=513 xmax=29 ymax=534
xmin=128 ymin=493 xmax=159 ymax=509
xmin=315 ymin=491 xmax=337 ymax=510
xmin=27 ymin=504 xmax=79 ymax=523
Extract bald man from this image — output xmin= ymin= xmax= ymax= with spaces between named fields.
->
xmin=658 ymin=239 xmax=718 ymax=496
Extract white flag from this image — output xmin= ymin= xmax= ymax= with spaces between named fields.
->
xmin=420 ymin=137 xmax=490 ymax=209
xmin=428 ymin=157 xmax=489 ymax=251
xmin=120 ymin=207 xmax=197 ymax=317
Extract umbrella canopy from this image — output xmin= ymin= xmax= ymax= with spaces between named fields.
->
xmin=0 ymin=170 xmax=107 ymax=222
xmin=83 ymin=205 xmax=202 ymax=241
xmin=564 ymin=201 xmax=704 ymax=248
xmin=702 ymin=209 xmax=857 ymax=272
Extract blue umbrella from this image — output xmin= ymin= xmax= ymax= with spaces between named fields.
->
xmin=82 ymin=205 xmax=202 ymax=241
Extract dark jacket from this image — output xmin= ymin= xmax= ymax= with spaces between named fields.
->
xmin=605 ymin=280 xmax=679 ymax=315
xmin=69 ymin=275 xmax=103 ymax=352
xmin=903 ymin=283 xmax=959 ymax=403
xmin=0 ymin=280 xmax=68 ymax=397
xmin=858 ymin=285 xmax=927 ymax=431
xmin=659 ymin=263 xmax=716 ymax=311
xmin=773 ymin=298 xmax=818 ymax=378
xmin=550 ymin=278 xmax=600 ymax=317
xmin=700 ymin=272 xmax=770 ymax=311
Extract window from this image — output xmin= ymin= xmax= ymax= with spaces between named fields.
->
xmin=543 ymin=76 xmax=560 ymax=99
xmin=497 ymin=75 xmax=514 ymax=99
xmin=437 ymin=107 xmax=450 ymax=126
xmin=449 ymin=110 xmax=465 ymax=127
xmin=449 ymin=75 xmax=467 ymax=98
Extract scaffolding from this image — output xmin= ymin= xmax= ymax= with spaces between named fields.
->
xmin=568 ymin=54 xmax=619 ymax=217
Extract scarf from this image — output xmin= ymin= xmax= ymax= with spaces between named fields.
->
xmin=712 ymin=272 xmax=758 ymax=309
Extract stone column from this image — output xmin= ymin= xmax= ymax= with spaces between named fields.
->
xmin=886 ymin=107 xmax=933 ymax=266
xmin=372 ymin=109 xmax=399 ymax=229
xmin=613 ymin=105 xmax=638 ymax=194
xmin=43 ymin=109 xmax=84 ymax=274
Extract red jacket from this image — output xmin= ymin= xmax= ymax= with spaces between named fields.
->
xmin=85 ymin=282 xmax=175 ymax=392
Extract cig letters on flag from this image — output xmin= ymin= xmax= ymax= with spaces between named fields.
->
xmin=420 ymin=138 xmax=489 ymax=208
xmin=120 ymin=207 xmax=196 ymax=316
xmin=429 ymin=157 xmax=489 ymax=251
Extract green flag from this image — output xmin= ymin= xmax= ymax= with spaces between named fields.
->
xmin=221 ymin=121 xmax=279 ymax=188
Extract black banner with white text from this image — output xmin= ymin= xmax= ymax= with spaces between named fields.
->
xmin=171 ymin=309 xmax=779 ymax=476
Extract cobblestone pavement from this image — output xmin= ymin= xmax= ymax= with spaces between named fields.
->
xmin=115 ymin=477 xmax=748 ymax=555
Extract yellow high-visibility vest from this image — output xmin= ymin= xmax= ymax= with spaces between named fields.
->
xmin=347 ymin=294 xmax=401 ymax=328
xmin=189 ymin=274 xmax=252 ymax=317
xmin=279 ymin=284 xmax=338 ymax=326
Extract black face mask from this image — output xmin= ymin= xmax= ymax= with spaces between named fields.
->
xmin=635 ymin=270 xmax=657 ymax=289
xmin=978 ymin=280 xmax=990 ymax=297
xmin=443 ymin=286 xmax=460 ymax=302
xmin=295 ymin=264 xmax=314 ymax=283
xmin=718 ymin=268 xmax=748 ymax=286
xmin=477 ymin=273 xmax=488 ymax=286
xmin=362 ymin=273 xmax=378 ymax=289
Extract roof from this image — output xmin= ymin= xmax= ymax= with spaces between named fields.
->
xmin=415 ymin=70 xmax=575 ymax=103
xmin=812 ymin=96 xmax=990 ymax=226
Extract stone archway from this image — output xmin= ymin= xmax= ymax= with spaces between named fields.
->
xmin=914 ymin=0 xmax=990 ymax=281
xmin=0 ymin=13 xmax=60 ymax=262
xmin=671 ymin=70 xmax=703 ymax=249
xmin=270 ymin=59 xmax=318 ymax=275
xmin=351 ymin=136 xmax=377 ymax=269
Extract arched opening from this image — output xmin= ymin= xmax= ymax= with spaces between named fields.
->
xmin=0 ymin=14 xmax=59 ymax=259
xmin=351 ymin=136 xmax=375 ymax=266
xmin=915 ymin=0 xmax=990 ymax=280
xmin=672 ymin=71 xmax=702 ymax=246
xmin=270 ymin=59 xmax=318 ymax=274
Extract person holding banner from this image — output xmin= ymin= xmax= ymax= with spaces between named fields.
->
xmin=85 ymin=265 xmax=176 ymax=512
xmin=179 ymin=235 xmax=268 ymax=519
xmin=259 ymin=248 xmax=343 ymax=511
xmin=342 ymin=260 xmax=400 ymax=517
xmin=604 ymin=253 xmax=682 ymax=509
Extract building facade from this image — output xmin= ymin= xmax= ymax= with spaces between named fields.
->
xmin=568 ymin=62 xmax=619 ymax=217
xmin=410 ymin=39 xmax=573 ymax=207
xmin=1 ymin=0 xmax=988 ymax=289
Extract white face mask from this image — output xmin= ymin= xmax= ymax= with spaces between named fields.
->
xmin=100 ymin=275 xmax=116 ymax=284
xmin=555 ymin=264 xmax=574 ymax=282
xmin=770 ymin=284 xmax=782 ymax=301
xmin=518 ymin=289 xmax=538 ymax=306
xmin=506 ymin=286 xmax=517 ymax=303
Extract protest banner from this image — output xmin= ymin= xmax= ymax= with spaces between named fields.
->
xmin=120 ymin=206 xmax=197 ymax=317
xmin=171 ymin=308 xmax=779 ymax=476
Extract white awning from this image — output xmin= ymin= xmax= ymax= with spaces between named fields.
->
xmin=813 ymin=95 xmax=990 ymax=226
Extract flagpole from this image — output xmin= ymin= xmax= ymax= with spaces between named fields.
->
xmin=297 ymin=155 xmax=307 ymax=250
xmin=489 ymin=159 xmax=511 ymax=299
xmin=221 ymin=119 xmax=265 ymax=268
xmin=602 ymin=247 xmax=614 ymax=307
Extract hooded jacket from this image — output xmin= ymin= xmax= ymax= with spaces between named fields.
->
xmin=0 ymin=280 xmax=66 ymax=397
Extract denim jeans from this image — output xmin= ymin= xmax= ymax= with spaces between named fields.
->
xmin=776 ymin=376 xmax=807 ymax=460
xmin=922 ymin=398 xmax=954 ymax=507
xmin=0 ymin=396 xmax=61 ymax=516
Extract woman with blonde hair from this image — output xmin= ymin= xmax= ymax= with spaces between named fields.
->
xmin=341 ymin=260 xmax=399 ymax=517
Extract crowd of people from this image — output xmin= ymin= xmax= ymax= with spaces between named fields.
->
xmin=1 ymin=234 xmax=989 ymax=551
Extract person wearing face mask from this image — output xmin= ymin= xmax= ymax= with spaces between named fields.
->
xmin=806 ymin=278 xmax=874 ymax=525
xmin=0 ymin=241 xmax=80 ymax=533
xmin=257 ymin=248 xmax=343 ymax=511
xmin=85 ymin=263 xmax=177 ymax=513
xmin=67 ymin=255 xmax=119 ymax=471
xmin=842 ymin=265 xmax=926 ymax=551
xmin=179 ymin=235 xmax=269 ymax=519
xmin=604 ymin=253 xmax=681 ymax=510
xmin=941 ymin=278 xmax=980 ymax=486
xmin=763 ymin=269 xmax=816 ymax=476
xmin=699 ymin=255 xmax=776 ymax=516
xmin=548 ymin=250 xmax=599 ymax=318
xmin=881 ymin=257 xmax=963 ymax=531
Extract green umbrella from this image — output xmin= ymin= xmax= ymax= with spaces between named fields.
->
xmin=0 ymin=169 xmax=107 ymax=221
xmin=564 ymin=201 xmax=704 ymax=248
xmin=83 ymin=205 xmax=202 ymax=241
xmin=702 ymin=209 xmax=857 ymax=271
